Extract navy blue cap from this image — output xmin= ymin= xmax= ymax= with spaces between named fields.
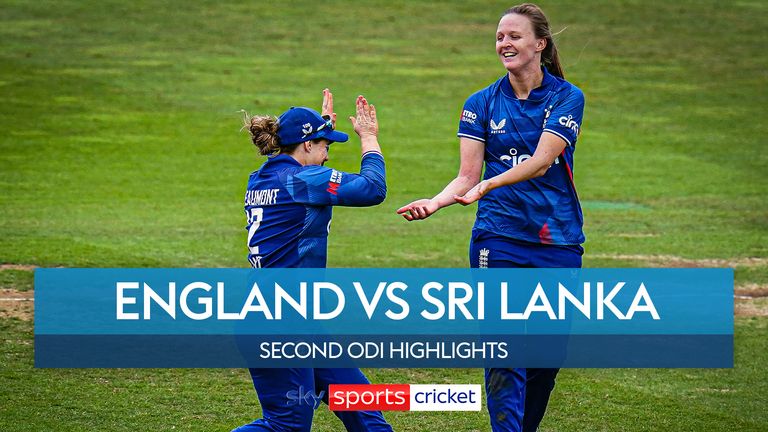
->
xmin=276 ymin=107 xmax=349 ymax=146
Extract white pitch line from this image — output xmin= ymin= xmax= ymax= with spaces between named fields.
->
xmin=0 ymin=298 xmax=33 ymax=301
xmin=591 ymin=254 xmax=768 ymax=268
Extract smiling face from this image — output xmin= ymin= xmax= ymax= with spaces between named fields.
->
xmin=496 ymin=13 xmax=545 ymax=74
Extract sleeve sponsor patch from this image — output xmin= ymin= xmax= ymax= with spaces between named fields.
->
xmin=326 ymin=170 xmax=343 ymax=195
xmin=557 ymin=115 xmax=580 ymax=135
xmin=460 ymin=110 xmax=477 ymax=124
xmin=329 ymin=170 xmax=343 ymax=184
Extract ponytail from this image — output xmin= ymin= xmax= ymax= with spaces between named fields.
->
xmin=241 ymin=111 xmax=283 ymax=156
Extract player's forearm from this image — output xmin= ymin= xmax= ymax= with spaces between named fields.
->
xmin=486 ymin=156 xmax=550 ymax=191
xmin=432 ymin=174 xmax=480 ymax=209
xmin=359 ymin=135 xmax=381 ymax=156
xmin=351 ymin=152 xmax=386 ymax=205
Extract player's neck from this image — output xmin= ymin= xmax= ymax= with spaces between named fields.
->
xmin=288 ymin=153 xmax=308 ymax=166
xmin=278 ymin=149 xmax=304 ymax=166
xmin=506 ymin=66 xmax=543 ymax=100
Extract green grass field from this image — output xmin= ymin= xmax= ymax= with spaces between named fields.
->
xmin=1 ymin=0 xmax=766 ymax=430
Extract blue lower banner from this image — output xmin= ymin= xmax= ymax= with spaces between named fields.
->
xmin=34 ymin=268 xmax=733 ymax=368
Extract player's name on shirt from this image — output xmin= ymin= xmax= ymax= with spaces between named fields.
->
xmin=245 ymin=188 xmax=279 ymax=206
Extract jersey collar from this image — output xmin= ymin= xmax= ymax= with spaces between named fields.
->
xmin=270 ymin=153 xmax=300 ymax=164
xmin=500 ymin=66 xmax=555 ymax=101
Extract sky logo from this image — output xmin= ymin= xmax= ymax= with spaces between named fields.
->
xmin=286 ymin=385 xmax=325 ymax=409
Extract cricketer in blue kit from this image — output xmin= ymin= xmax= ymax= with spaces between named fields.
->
xmin=398 ymin=4 xmax=585 ymax=432
xmin=232 ymin=91 xmax=392 ymax=432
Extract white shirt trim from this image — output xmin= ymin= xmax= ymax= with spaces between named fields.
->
xmin=543 ymin=129 xmax=573 ymax=146
xmin=457 ymin=133 xmax=485 ymax=143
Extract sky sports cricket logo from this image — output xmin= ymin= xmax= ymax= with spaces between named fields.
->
xmin=327 ymin=384 xmax=481 ymax=412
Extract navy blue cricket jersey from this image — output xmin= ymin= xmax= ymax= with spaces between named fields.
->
xmin=244 ymin=152 xmax=386 ymax=268
xmin=458 ymin=67 xmax=585 ymax=245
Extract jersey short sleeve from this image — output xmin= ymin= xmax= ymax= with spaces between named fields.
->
xmin=457 ymin=91 xmax=488 ymax=143
xmin=291 ymin=153 xmax=387 ymax=207
xmin=543 ymin=86 xmax=585 ymax=146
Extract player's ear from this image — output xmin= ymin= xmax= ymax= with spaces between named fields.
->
xmin=536 ymin=38 xmax=546 ymax=52
xmin=303 ymin=141 xmax=312 ymax=153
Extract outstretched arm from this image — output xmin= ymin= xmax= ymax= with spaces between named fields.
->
xmin=396 ymin=137 xmax=484 ymax=221
xmin=454 ymin=132 xmax=566 ymax=205
xmin=294 ymin=94 xmax=386 ymax=207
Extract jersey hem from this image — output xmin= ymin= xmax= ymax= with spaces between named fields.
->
xmin=471 ymin=227 xmax=585 ymax=247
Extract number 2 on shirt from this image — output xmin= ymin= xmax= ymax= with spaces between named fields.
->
xmin=246 ymin=207 xmax=263 ymax=255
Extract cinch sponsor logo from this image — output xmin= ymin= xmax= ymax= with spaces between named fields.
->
xmin=558 ymin=115 xmax=579 ymax=134
xmin=328 ymin=384 xmax=481 ymax=412
xmin=461 ymin=110 xmax=477 ymax=124
xmin=500 ymin=148 xmax=559 ymax=167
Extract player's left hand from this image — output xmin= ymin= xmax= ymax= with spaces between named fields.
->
xmin=321 ymin=88 xmax=337 ymax=129
xmin=349 ymin=95 xmax=378 ymax=139
xmin=454 ymin=180 xmax=492 ymax=205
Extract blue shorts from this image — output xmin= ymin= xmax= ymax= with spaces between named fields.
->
xmin=470 ymin=229 xmax=582 ymax=432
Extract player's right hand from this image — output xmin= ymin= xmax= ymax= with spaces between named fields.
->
xmin=454 ymin=179 xmax=491 ymax=206
xmin=321 ymin=88 xmax=337 ymax=129
xmin=396 ymin=199 xmax=439 ymax=221
xmin=349 ymin=95 xmax=378 ymax=139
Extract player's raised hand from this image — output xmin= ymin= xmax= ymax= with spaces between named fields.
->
xmin=321 ymin=88 xmax=337 ymax=129
xmin=454 ymin=180 xmax=492 ymax=205
xmin=349 ymin=95 xmax=378 ymax=139
xmin=396 ymin=198 xmax=439 ymax=221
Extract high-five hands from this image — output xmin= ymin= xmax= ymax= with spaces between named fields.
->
xmin=321 ymin=88 xmax=337 ymax=129
xmin=349 ymin=95 xmax=378 ymax=139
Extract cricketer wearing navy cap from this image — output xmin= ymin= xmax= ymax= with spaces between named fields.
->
xmin=233 ymin=91 xmax=392 ymax=432
xmin=277 ymin=106 xmax=350 ymax=146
